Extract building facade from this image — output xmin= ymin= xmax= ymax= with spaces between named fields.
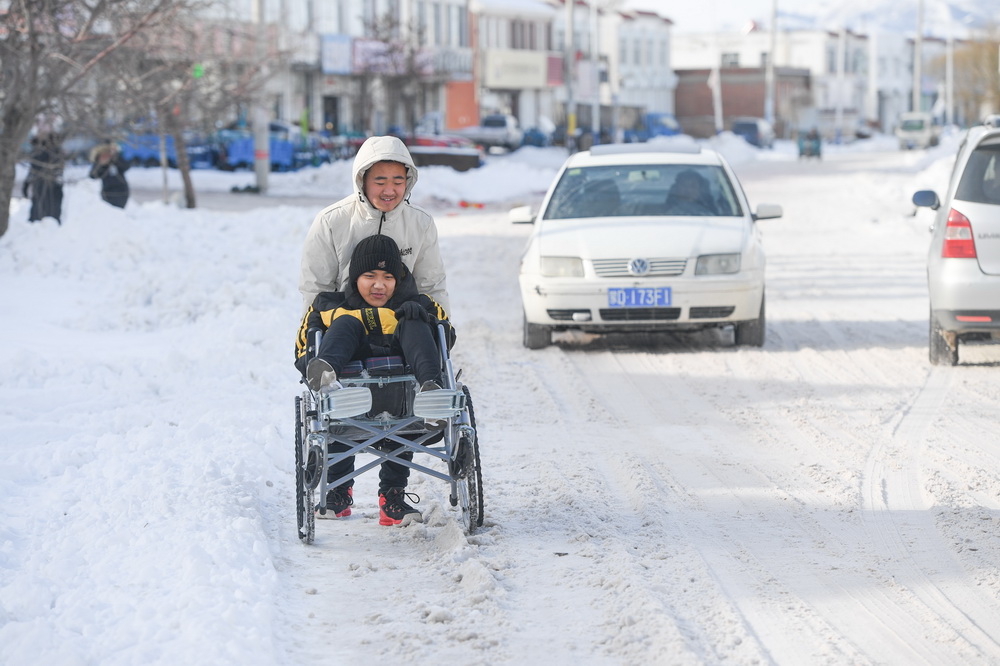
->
xmin=198 ymin=0 xmax=677 ymax=142
xmin=673 ymin=24 xmax=953 ymax=139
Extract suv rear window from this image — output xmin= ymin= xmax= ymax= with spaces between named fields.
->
xmin=955 ymin=143 xmax=1000 ymax=205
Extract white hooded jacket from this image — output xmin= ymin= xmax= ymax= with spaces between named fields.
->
xmin=298 ymin=135 xmax=450 ymax=314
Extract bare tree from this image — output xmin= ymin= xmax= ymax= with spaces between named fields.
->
xmin=0 ymin=0 xmax=191 ymax=237
xmin=91 ymin=16 xmax=275 ymax=208
xmin=921 ymin=20 xmax=999 ymax=127
xmin=948 ymin=27 xmax=1000 ymax=124
xmin=355 ymin=11 xmax=430 ymax=136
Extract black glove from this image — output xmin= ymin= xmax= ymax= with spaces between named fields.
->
xmin=394 ymin=301 xmax=433 ymax=323
xmin=442 ymin=321 xmax=457 ymax=350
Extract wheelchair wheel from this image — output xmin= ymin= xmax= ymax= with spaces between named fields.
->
xmin=294 ymin=396 xmax=315 ymax=543
xmin=455 ymin=385 xmax=484 ymax=533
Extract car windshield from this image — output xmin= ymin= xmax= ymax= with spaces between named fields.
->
xmin=543 ymin=164 xmax=744 ymax=219
xmin=955 ymin=142 xmax=1000 ymax=205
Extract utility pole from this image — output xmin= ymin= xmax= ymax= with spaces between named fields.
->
xmin=590 ymin=0 xmax=600 ymax=146
xmin=945 ymin=9 xmax=954 ymax=125
xmin=913 ymin=0 xmax=923 ymax=112
xmin=565 ymin=0 xmax=576 ymax=153
xmin=709 ymin=32 xmax=723 ymax=135
xmin=764 ymin=0 xmax=776 ymax=126
xmin=835 ymin=25 xmax=845 ymax=142
xmin=253 ymin=0 xmax=270 ymax=194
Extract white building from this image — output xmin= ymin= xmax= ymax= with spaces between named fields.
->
xmin=197 ymin=0 xmax=677 ymax=140
xmin=673 ymin=25 xmax=927 ymax=137
xmin=469 ymin=0 xmax=559 ymax=131
xmin=202 ymin=0 xmax=472 ymax=136
xmin=606 ymin=9 xmax=677 ymax=121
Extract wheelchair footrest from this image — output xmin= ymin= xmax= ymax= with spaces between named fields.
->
xmin=319 ymin=387 xmax=372 ymax=418
xmin=412 ymin=389 xmax=465 ymax=419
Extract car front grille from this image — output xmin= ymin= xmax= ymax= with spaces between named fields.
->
xmin=599 ymin=308 xmax=681 ymax=321
xmin=591 ymin=258 xmax=687 ymax=277
xmin=689 ymin=306 xmax=735 ymax=319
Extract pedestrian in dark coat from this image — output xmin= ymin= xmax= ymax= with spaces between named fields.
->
xmin=25 ymin=134 xmax=65 ymax=224
xmin=89 ymin=142 xmax=130 ymax=208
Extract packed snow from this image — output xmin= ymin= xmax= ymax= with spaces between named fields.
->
xmin=3 ymin=130 xmax=1000 ymax=665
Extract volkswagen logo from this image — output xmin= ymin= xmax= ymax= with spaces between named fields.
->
xmin=628 ymin=258 xmax=650 ymax=275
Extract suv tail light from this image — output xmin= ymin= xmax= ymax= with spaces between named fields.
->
xmin=942 ymin=208 xmax=977 ymax=258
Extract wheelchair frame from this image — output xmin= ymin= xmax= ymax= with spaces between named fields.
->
xmin=294 ymin=323 xmax=483 ymax=542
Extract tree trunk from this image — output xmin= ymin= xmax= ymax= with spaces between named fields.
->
xmin=0 ymin=158 xmax=15 ymax=239
xmin=0 ymin=108 xmax=41 ymax=238
xmin=170 ymin=127 xmax=196 ymax=209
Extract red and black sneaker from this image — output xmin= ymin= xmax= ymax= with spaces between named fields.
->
xmin=378 ymin=487 xmax=422 ymax=526
xmin=316 ymin=485 xmax=353 ymax=519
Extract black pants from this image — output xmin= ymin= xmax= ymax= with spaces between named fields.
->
xmin=320 ymin=315 xmax=441 ymax=493
xmin=327 ymin=445 xmax=413 ymax=495
xmin=28 ymin=181 xmax=63 ymax=223
xmin=102 ymin=189 xmax=129 ymax=209
xmin=317 ymin=316 xmax=440 ymax=385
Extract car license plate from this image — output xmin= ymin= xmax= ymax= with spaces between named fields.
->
xmin=607 ymin=287 xmax=671 ymax=308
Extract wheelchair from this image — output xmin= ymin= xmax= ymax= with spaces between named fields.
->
xmin=294 ymin=323 xmax=483 ymax=543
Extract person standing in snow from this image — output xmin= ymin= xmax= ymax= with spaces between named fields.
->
xmin=24 ymin=133 xmax=65 ymax=224
xmin=88 ymin=141 xmax=130 ymax=209
xmin=298 ymin=135 xmax=450 ymax=316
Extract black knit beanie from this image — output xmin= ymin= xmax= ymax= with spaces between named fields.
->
xmin=349 ymin=234 xmax=407 ymax=287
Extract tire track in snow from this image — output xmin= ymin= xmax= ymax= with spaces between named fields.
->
xmin=566 ymin=341 xmax=1000 ymax=664
xmin=560 ymin=348 xmax=878 ymax=664
xmin=720 ymin=344 xmax=1000 ymax=664
xmin=861 ymin=367 xmax=1000 ymax=662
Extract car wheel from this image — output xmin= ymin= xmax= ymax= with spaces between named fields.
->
xmin=735 ymin=295 xmax=766 ymax=347
xmin=523 ymin=315 xmax=551 ymax=350
xmin=929 ymin=310 xmax=958 ymax=366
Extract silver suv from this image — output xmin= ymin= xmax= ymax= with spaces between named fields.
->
xmin=913 ymin=115 xmax=1000 ymax=365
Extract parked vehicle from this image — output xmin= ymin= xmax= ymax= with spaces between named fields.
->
xmin=455 ymin=114 xmax=523 ymax=151
xmin=120 ymin=132 xmax=219 ymax=169
xmin=623 ymin=112 xmax=682 ymax=143
xmin=912 ymin=115 xmax=1000 ymax=365
xmin=512 ymin=143 xmax=783 ymax=349
xmin=797 ymin=129 xmax=822 ymax=160
xmin=896 ymin=112 xmax=941 ymax=150
xmin=383 ymin=128 xmax=484 ymax=171
xmin=731 ymin=117 xmax=775 ymax=149
xmin=214 ymin=125 xmax=331 ymax=172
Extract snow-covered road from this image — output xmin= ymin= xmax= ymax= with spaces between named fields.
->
xmin=278 ymin=150 xmax=1000 ymax=664
xmin=3 ymin=142 xmax=999 ymax=665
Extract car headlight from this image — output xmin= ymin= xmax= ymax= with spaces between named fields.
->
xmin=540 ymin=256 xmax=584 ymax=277
xmin=695 ymin=253 xmax=740 ymax=275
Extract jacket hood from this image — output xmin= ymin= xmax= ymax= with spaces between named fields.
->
xmin=351 ymin=136 xmax=419 ymax=211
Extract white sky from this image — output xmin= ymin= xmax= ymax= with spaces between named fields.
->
xmin=622 ymin=0 xmax=823 ymax=32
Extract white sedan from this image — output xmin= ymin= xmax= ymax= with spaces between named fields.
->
xmin=513 ymin=143 xmax=783 ymax=349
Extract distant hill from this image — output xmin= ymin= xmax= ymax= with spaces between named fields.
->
xmin=628 ymin=0 xmax=996 ymax=38
xmin=786 ymin=0 xmax=994 ymax=39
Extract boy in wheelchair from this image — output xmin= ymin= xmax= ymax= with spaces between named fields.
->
xmin=294 ymin=234 xmax=455 ymax=526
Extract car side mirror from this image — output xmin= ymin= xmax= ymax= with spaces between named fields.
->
xmin=912 ymin=190 xmax=940 ymax=210
xmin=752 ymin=203 xmax=783 ymax=221
xmin=509 ymin=205 xmax=535 ymax=224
